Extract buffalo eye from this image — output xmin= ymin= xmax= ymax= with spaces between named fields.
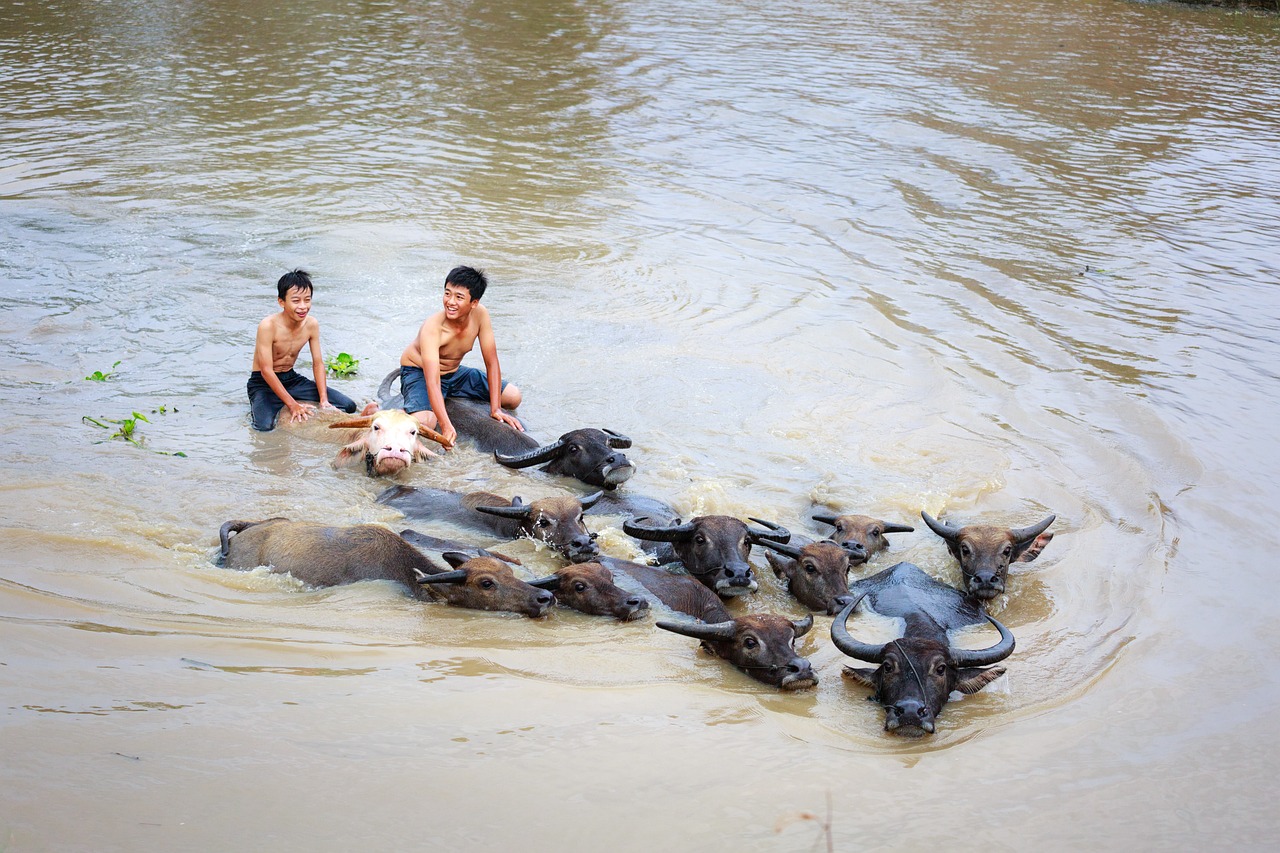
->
xmin=568 ymin=443 xmax=580 ymax=454
xmin=870 ymin=527 xmax=881 ymax=538
xmin=804 ymin=562 xmax=818 ymax=575
xmin=372 ymin=423 xmax=381 ymax=431
xmin=960 ymin=543 xmax=972 ymax=558
xmin=1001 ymin=545 xmax=1013 ymax=559
xmin=573 ymin=581 xmax=587 ymax=592
xmin=537 ymin=518 xmax=551 ymax=528
xmin=934 ymin=663 xmax=947 ymax=676
xmin=835 ymin=522 xmax=845 ymax=533
xmin=479 ymin=579 xmax=495 ymax=590
xmin=743 ymin=637 xmax=758 ymax=650
xmin=695 ymin=534 xmax=707 ymax=545
xmin=884 ymin=659 xmax=898 ymax=674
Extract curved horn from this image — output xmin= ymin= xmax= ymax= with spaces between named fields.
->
xmin=579 ymin=490 xmax=604 ymax=511
xmin=417 ymin=570 xmax=469 ymax=585
xmin=792 ymin=613 xmax=814 ymax=638
xmin=829 ymin=593 xmax=885 ymax=663
xmin=882 ymin=522 xmax=915 ymax=534
xmin=921 ymin=511 xmax=962 ymax=542
xmin=757 ymin=539 xmax=803 ymax=560
xmin=441 ymin=552 xmax=472 ymax=569
xmin=811 ymin=512 xmax=839 ymax=527
xmin=474 ymin=503 xmax=533 ymax=521
xmin=655 ymin=618 xmax=737 ymax=641
xmin=602 ymin=429 xmax=632 ymax=449
xmin=623 ymin=516 xmax=697 ymax=543
xmin=377 ymin=368 xmax=400 ymax=401
xmin=950 ymin=614 xmax=1016 ymax=667
xmin=494 ymin=439 xmax=567 ymax=470
xmin=328 ymin=416 xmax=375 ymax=430
xmin=525 ymin=575 xmax=562 ymax=590
xmin=1010 ymin=514 xmax=1055 ymax=544
xmin=746 ymin=517 xmax=791 ymax=544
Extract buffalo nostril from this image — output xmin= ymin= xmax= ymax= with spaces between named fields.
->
xmin=626 ymin=597 xmax=645 ymax=607
xmin=536 ymin=592 xmax=554 ymax=605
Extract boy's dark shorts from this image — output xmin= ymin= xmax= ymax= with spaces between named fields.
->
xmin=400 ymin=365 xmax=506 ymax=413
xmin=246 ymin=370 xmax=357 ymax=431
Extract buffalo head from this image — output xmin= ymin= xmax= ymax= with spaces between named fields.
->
xmin=811 ymin=512 xmax=914 ymax=564
xmin=494 ymin=428 xmax=635 ymax=489
xmin=657 ymin=613 xmax=817 ymax=690
xmin=921 ymin=511 xmax=1055 ymax=601
xmin=622 ymin=515 xmax=790 ymax=598
xmin=760 ymin=539 xmax=854 ymax=615
xmin=418 ymin=553 xmax=557 ymax=617
xmin=529 ymin=562 xmax=650 ymax=621
xmin=472 ymin=492 xmax=603 ymax=563
xmin=330 ymin=410 xmax=448 ymax=477
xmin=831 ymin=595 xmax=1014 ymax=736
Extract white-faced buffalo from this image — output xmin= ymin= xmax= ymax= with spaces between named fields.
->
xmin=622 ymin=515 xmax=790 ymax=598
xmin=810 ymin=512 xmax=915 ymax=565
xmin=831 ymin=562 xmax=1015 ymax=736
xmin=217 ymin=519 xmax=556 ymax=616
xmin=657 ymin=613 xmax=818 ymax=691
xmin=920 ymin=511 xmax=1056 ymax=601
xmin=328 ymin=409 xmax=448 ymax=477
xmin=378 ymin=485 xmax=602 ymax=563
xmin=759 ymin=539 xmax=855 ymax=615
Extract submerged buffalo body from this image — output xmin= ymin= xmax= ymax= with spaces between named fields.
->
xmin=378 ymin=486 xmax=602 ymax=563
xmin=831 ymin=562 xmax=1015 ymax=736
xmin=622 ymin=515 xmax=790 ymax=598
xmin=217 ymin=518 xmax=556 ymax=616
xmin=921 ymin=511 xmax=1056 ymax=601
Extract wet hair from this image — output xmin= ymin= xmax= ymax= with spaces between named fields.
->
xmin=277 ymin=269 xmax=313 ymax=300
xmin=445 ymin=265 xmax=488 ymax=301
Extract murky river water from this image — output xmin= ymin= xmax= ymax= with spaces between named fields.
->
xmin=2 ymin=0 xmax=1279 ymax=849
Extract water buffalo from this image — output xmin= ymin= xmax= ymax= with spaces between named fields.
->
xmin=378 ymin=485 xmax=602 ymax=563
xmin=810 ymin=512 xmax=915 ymax=564
xmin=622 ymin=515 xmax=790 ymax=598
xmin=494 ymin=428 xmax=635 ymax=489
xmin=596 ymin=556 xmax=733 ymax=624
xmin=328 ymin=409 xmax=449 ymax=477
xmin=920 ymin=511 xmax=1056 ymax=601
xmin=217 ymin=518 xmax=556 ymax=616
xmin=830 ymin=562 xmax=1015 ymax=736
xmin=529 ymin=562 xmax=651 ymax=621
xmin=759 ymin=539 xmax=855 ymax=615
xmin=657 ymin=613 xmax=818 ymax=690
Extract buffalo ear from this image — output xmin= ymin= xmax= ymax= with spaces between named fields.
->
xmin=332 ymin=442 xmax=365 ymax=468
xmin=764 ymin=550 xmax=792 ymax=580
xmin=955 ymin=666 xmax=1006 ymax=694
xmin=841 ymin=666 xmax=878 ymax=688
xmin=1015 ymin=532 xmax=1054 ymax=563
xmin=413 ymin=440 xmax=436 ymax=461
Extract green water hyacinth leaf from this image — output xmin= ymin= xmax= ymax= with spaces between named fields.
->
xmin=325 ymin=351 xmax=360 ymax=378
xmin=84 ymin=361 xmax=121 ymax=381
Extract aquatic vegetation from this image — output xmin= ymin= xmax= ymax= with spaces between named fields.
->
xmin=83 ymin=411 xmax=187 ymax=457
xmin=325 ymin=352 xmax=360 ymax=378
xmin=84 ymin=361 xmax=121 ymax=381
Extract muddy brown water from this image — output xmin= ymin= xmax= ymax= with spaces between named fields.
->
xmin=2 ymin=0 xmax=1278 ymax=849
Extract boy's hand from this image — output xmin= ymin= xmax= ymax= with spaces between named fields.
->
xmin=318 ymin=400 xmax=339 ymax=412
xmin=441 ymin=424 xmax=458 ymax=447
xmin=287 ymin=402 xmax=316 ymax=423
xmin=492 ymin=410 xmax=524 ymax=432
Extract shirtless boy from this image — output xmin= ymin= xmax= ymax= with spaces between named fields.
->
xmin=246 ymin=269 xmax=360 ymax=431
xmin=399 ymin=265 xmax=523 ymax=446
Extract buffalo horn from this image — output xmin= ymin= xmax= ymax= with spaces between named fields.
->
xmin=883 ymin=522 xmax=915 ymax=534
xmin=811 ymin=512 xmax=839 ymax=527
xmin=493 ymin=439 xmax=566 ymax=469
xmin=623 ymin=516 xmax=697 ymax=542
xmin=441 ymin=552 xmax=472 ymax=569
xmin=580 ymin=490 xmax=604 ymax=511
xmin=474 ymin=502 xmax=534 ymax=520
xmin=525 ymin=575 xmax=562 ymax=590
xmin=327 ymin=413 xmax=451 ymax=448
xmin=792 ymin=613 xmax=814 ymax=638
xmin=746 ymin=517 xmax=790 ymax=544
xmin=920 ymin=511 xmax=962 ymax=542
xmin=1010 ymin=514 xmax=1056 ymax=544
xmin=655 ymin=618 xmax=737 ymax=641
xmin=757 ymin=539 xmax=803 ymax=560
xmin=602 ymin=429 xmax=632 ymax=449
xmin=829 ymin=593 xmax=885 ymax=663
xmin=950 ymin=614 xmax=1016 ymax=667
xmin=417 ymin=570 xmax=469 ymax=585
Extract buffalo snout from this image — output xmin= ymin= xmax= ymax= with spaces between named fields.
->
xmin=885 ymin=699 xmax=936 ymax=736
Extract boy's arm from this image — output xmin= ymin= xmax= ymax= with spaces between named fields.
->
xmin=307 ymin=320 xmax=334 ymax=409
xmin=477 ymin=310 xmax=523 ymax=431
xmin=418 ymin=318 xmax=456 ymax=445
xmin=255 ymin=319 xmax=314 ymax=423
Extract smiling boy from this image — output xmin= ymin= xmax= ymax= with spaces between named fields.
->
xmin=246 ymin=269 xmax=360 ymax=431
xmin=398 ymin=265 xmax=523 ymax=446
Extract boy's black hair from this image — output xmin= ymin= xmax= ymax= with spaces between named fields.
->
xmin=277 ymin=269 xmax=314 ymax=300
xmin=445 ymin=265 xmax=488 ymax=301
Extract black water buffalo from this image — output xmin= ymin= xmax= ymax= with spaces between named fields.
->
xmin=657 ymin=613 xmax=818 ymax=691
xmin=830 ymin=562 xmax=1015 ymax=736
xmin=217 ymin=519 xmax=556 ymax=616
xmin=810 ymin=512 xmax=915 ymax=564
xmin=622 ymin=515 xmax=790 ymax=598
xmin=378 ymin=485 xmax=602 ymax=563
xmin=759 ymin=539 xmax=855 ymax=615
xmin=920 ymin=511 xmax=1056 ymax=601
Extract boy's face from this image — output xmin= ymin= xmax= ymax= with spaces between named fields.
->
xmin=278 ymin=286 xmax=313 ymax=323
xmin=442 ymin=282 xmax=475 ymax=321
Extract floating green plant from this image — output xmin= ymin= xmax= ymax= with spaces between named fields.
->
xmin=83 ymin=411 xmax=186 ymax=457
xmin=325 ymin=351 xmax=360 ymax=378
xmin=84 ymin=361 xmax=121 ymax=381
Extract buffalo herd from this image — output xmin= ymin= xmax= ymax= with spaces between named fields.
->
xmin=220 ymin=394 xmax=1057 ymax=737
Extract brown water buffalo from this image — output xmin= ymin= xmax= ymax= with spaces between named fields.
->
xmin=810 ymin=512 xmax=915 ymax=564
xmin=328 ymin=409 xmax=449 ymax=476
xmin=217 ymin=519 xmax=556 ymax=616
xmin=528 ymin=562 xmax=651 ymax=621
xmin=596 ymin=556 xmax=732 ymax=624
xmin=920 ymin=511 xmax=1056 ymax=601
xmin=657 ymin=613 xmax=818 ymax=690
xmin=831 ymin=562 xmax=1015 ymax=736
xmin=377 ymin=486 xmax=603 ymax=563
xmin=622 ymin=515 xmax=790 ymax=598
xmin=760 ymin=539 xmax=855 ymax=615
